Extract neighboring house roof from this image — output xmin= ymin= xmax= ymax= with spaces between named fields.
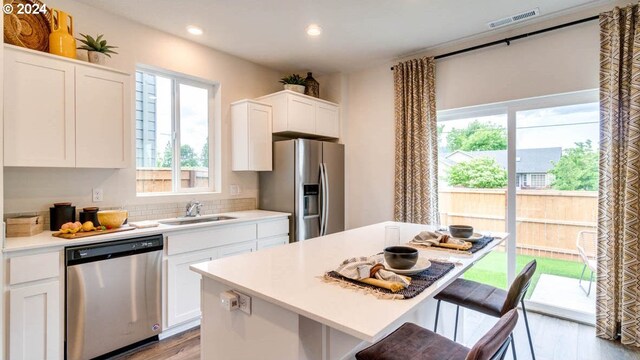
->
xmin=441 ymin=147 xmax=562 ymax=174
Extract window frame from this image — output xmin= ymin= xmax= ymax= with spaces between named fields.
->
xmin=135 ymin=65 xmax=220 ymax=196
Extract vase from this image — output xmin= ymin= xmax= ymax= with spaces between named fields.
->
xmin=88 ymin=51 xmax=107 ymax=65
xmin=49 ymin=9 xmax=76 ymax=59
xmin=304 ymin=72 xmax=320 ymax=98
xmin=284 ymin=84 xmax=305 ymax=93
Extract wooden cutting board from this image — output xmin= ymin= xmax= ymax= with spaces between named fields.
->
xmin=52 ymin=226 xmax=135 ymax=239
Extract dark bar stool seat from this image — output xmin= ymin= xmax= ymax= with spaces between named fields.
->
xmin=356 ymin=309 xmax=518 ymax=360
xmin=434 ymin=260 xmax=537 ymax=360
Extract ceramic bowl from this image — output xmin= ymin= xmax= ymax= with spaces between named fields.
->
xmin=384 ymin=246 xmax=419 ymax=270
xmin=449 ymin=225 xmax=474 ymax=238
xmin=97 ymin=210 xmax=128 ymax=228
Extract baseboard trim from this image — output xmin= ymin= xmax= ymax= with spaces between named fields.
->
xmin=160 ymin=318 xmax=201 ymax=340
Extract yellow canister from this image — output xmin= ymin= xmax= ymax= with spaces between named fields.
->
xmin=49 ymin=9 xmax=77 ymax=59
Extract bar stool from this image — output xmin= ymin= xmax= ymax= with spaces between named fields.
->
xmin=434 ymin=260 xmax=537 ymax=360
xmin=355 ymin=309 xmax=518 ymax=360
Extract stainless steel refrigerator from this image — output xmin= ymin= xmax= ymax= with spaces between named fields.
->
xmin=260 ymin=139 xmax=344 ymax=242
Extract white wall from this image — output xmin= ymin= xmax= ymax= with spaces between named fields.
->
xmin=4 ymin=0 xmax=283 ymax=213
xmin=343 ymin=8 xmax=611 ymax=229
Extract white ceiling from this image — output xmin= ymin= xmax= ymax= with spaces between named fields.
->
xmin=77 ymin=0 xmax=611 ymax=74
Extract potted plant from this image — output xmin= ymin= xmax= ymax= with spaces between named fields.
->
xmin=77 ymin=33 xmax=118 ymax=65
xmin=279 ymin=74 xmax=306 ymax=93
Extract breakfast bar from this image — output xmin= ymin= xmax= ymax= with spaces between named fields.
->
xmin=191 ymin=222 xmax=508 ymax=360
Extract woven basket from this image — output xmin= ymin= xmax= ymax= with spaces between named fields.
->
xmin=4 ymin=0 xmax=52 ymax=52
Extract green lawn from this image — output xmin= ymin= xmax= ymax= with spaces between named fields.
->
xmin=462 ymin=252 xmax=587 ymax=299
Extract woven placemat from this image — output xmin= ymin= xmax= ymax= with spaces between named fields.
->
xmin=410 ymin=236 xmax=495 ymax=255
xmin=469 ymin=236 xmax=494 ymax=253
xmin=325 ymin=260 xmax=455 ymax=300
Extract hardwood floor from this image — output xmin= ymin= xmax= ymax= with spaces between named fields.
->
xmin=110 ymin=328 xmax=200 ymax=360
xmin=456 ymin=310 xmax=640 ymax=360
xmin=109 ymin=312 xmax=640 ymax=360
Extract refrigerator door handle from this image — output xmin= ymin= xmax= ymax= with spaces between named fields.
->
xmin=322 ymin=162 xmax=330 ymax=236
xmin=319 ymin=163 xmax=326 ymax=236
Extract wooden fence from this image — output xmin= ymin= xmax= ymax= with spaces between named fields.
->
xmin=136 ymin=168 xmax=209 ymax=192
xmin=439 ymin=188 xmax=598 ymax=261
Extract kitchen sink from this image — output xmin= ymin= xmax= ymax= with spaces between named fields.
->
xmin=159 ymin=215 xmax=236 ymax=226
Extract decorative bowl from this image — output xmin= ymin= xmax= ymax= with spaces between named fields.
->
xmin=97 ymin=210 xmax=128 ymax=229
xmin=384 ymin=246 xmax=419 ymax=270
xmin=449 ymin=225 xmax=474 ymax=238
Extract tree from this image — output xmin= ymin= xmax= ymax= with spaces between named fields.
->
xmin=446 ymin=121 xmax=507 ymax=152
xmin=180 ymin=144 xmax=200 ymax=168
xmin=156 ymin=141 xmax=200 ymax=168
xmin=200 ymin=137 xmax=209 ymax=167
xmin=549 ymin=140 xmax=598 ymax=191
xmin=157 ymin=141 xmax=172 ymax=168
xmin=447 ymin=157 xmax=507 ymax=189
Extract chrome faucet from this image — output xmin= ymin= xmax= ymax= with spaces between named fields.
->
xmin=185 ymin=200 xmax=203 ymax=217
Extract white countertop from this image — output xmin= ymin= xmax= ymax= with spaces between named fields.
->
xmin=191 ymin=221 xmax=508 ymax=342
xmin=3 ymin=210 xmax=290 ymax=253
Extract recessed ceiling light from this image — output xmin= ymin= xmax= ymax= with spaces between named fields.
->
xmin=306 ymin=24 xmax=322 ymax=36
xmin=187 ymin=25 xmax=203 ymax=36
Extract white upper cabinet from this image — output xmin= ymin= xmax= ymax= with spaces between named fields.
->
xmin=316 ymin=102 xmax=340 ymax=137
xmin=4 ymin=45 xmax=131 ymax=168
xmin=258 ymin=90 xmax=340 ymax=139
xmin=231 ymin=100 xmax=273 ymax=171
xmin=287 ymin=94 xmax=316 ymax=134
xmin=75 ymin=66 xmax=130 ymax=168
xmin=4 ymin=46 xmax=76 ymax=167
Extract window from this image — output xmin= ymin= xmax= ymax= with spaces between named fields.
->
xmin=530 ymin=174 xmax=546 ymax=188
xmin=135 ymin=68 xmax=215 ymax=194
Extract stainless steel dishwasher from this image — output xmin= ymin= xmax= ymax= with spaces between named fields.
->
xmin=65 ymin=234 xmax=163 ymax=360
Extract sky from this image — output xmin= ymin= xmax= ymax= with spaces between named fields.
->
xmin=155 ymin=76 xmax=209 ymax=166
xmin=439 ymin=102 xmax=599 ymax=151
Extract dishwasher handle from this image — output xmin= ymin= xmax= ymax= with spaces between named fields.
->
xmin=66 ymin=234 xmax=163 ymax=266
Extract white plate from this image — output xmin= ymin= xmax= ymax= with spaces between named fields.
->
xmin=386 ymin=257 xmax=431 ymax=275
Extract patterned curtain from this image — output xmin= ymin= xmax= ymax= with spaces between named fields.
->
xmin=393 ymin=57 xmax=439 ymax=224
xmin=597 ymin=4 xmax=640 ymax=347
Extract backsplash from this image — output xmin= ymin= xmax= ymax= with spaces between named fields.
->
xmin=5 ymin=198 xmax=257 ymax=228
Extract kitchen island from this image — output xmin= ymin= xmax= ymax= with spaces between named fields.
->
xmin=191 ymin=221 xmax=508 ymax=360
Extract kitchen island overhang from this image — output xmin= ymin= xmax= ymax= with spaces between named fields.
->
xmin=191 ymin=221 xmax=508 ymax=359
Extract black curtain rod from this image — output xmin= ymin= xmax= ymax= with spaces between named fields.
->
xmin=390 ymin=15 xmax=599 ymax=70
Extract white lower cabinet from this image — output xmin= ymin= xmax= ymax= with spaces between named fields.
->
xmin=166 ymin=248 xmax=217 ymax=328
xmin=9 ymin=280 xmax=61 ymax=360
xmin=218 ymin=240 xmax=256 ymax=258
xmin=7 ymin=250 xmax=62 ymax=360
xmin=257 ymin=236 xmax=289 ymax=250
xmin=165 ymin=218 xmax=288 ymax=328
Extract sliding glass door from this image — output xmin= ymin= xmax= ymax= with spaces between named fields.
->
xmin=438 ymin=112 xmax=509 ymax=290
xmin=437 ymin=90 xmax=599 ymax=323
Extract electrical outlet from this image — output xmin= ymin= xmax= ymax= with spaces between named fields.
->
xmin=236 ymin=291 xmax=251 ymax=315
xmin=92 ymin=188 xmax=104 ymax=202
xmin=220 ymin=291 xmax=239 ymax=311
xmin=230 ymin=184 xmax=241 ymax=196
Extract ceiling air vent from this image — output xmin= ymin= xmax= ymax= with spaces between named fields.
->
xmin=488 ymin=8 xmax=540 ymax=29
